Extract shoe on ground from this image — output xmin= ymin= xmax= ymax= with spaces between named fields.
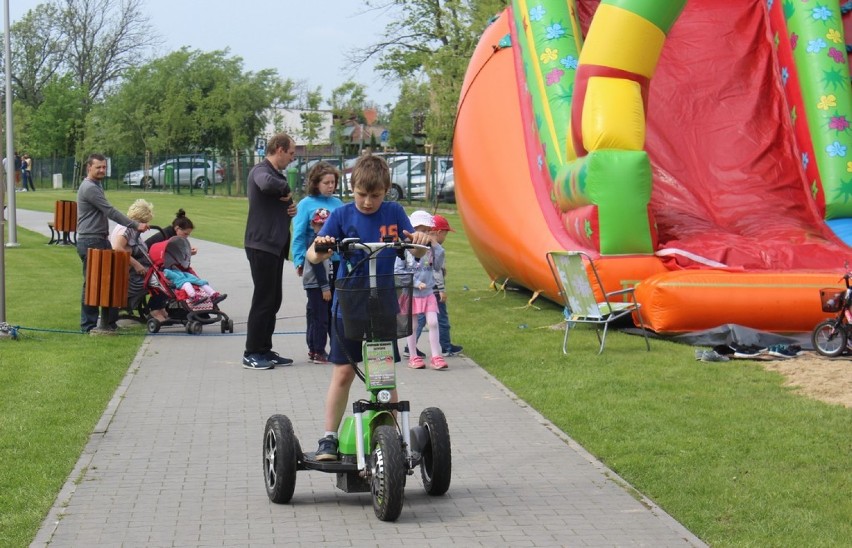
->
xmin=311 ymin=352 xmax=330 ymax=364
xmin=315 ymin=435 xmax=339 ymax=461
xmin=242 ymin=353 xmax=274 ymax=370
xmin=264 ymin=351 xmax=293 ymax=366
xmin=766 ymin=344 xmax=799 ymax=358
xmin=430 ymin=356 xmax=449 ymax=370
xmin=403 ymin=346 xmax=426 ymax=358
xmin=441 ymin=344 xmax=463 ymax=357
xmin=700 ymin=350 xmax=730 ymax=362
xmin=89 ymin=326 xmax=117 ymax=336
xmin=408 ymin=356 xmax=426 ymax=369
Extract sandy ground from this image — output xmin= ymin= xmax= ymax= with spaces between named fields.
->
xmin=757 ymin=351 xmax=852 ymax=408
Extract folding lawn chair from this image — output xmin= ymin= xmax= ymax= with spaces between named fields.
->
xmin=545 ymin=251 xmax=650 ymax=354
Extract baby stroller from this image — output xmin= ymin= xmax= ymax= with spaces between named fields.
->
xmin=143 ymin=236 xmax=234 ymax=335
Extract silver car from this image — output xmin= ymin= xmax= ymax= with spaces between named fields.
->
xmin=123 ymin=157 xmax=224 ymax=190
xmin=388 ymin=156 xmax=453 ymax=201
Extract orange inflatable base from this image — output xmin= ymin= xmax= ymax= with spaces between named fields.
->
xmin=634 ymin=269 xmax=838 ymax=334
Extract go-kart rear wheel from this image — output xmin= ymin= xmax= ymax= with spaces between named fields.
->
xmin=419 ymin=407 xmax=452 ymax=496
xmin=812 ymin=319 xmax=847 ymax=357
xmin=146 ymin=318 xmax=160 ymax=333
xmin=370 ymin=425 xmax=406 ymax=521
xmin=263 ymin=414 xmax=299 ymax=504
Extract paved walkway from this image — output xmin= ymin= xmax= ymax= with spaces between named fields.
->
xmin=16 ymin=209 xmax=705 ymax=547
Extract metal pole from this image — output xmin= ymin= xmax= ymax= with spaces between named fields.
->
xmin=4 ymin=0 xmax=18 ymax=248
xmin=0 ymin=0 xmax=9 ymax=324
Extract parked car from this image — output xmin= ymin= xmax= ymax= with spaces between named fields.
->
xmin=388 ymin=156 xmax=453 ymax=201
xmin=297 ymin=157 xmax=348 ymax=192
xmin=435 ymin=167 xmax=455 ymax=203
xmin=123 ymin=157 xmax=224 ymax=190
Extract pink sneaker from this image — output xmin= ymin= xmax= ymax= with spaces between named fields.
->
xmin=430 ymin=356 xmax=448 ymax=370
xmin=408 ymin=356 xmax=425 ymax=369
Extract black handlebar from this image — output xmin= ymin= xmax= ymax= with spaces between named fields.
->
xmin=314 ymin=238 xmax=428 ymax=255
xmin=314 ymin=242 xmax=337 ymax=254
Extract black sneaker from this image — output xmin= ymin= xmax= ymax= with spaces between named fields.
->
xmin=315 ymin=435 xmax=338 ymax=461
xmin=767 ymin=344 xmax=799 ymax=358
xmin=265 ymin=351 xmax=293 ymax=366
xmin=242 ymin=353 xmax=274 ymax=370
xmin=442 ymin=344 xmax=464 ymax=357
xmin=403 ymin=346 xmax=426 ymax=358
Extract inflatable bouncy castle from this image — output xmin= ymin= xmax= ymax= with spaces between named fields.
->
xmin=454 ymin=0 xmax=852 ymax=333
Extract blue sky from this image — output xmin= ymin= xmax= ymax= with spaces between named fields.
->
xmin=8 ymin=0 xmax=399 ymax=107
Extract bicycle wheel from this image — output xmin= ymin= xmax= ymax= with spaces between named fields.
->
xmin=812 ymin=319 xmax=847 ymax=357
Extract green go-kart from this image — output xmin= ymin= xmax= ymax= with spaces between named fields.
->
xmin=263 ymin=238 xmax=452 ymax=522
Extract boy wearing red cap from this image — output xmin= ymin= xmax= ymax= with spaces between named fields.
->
xmin=407 ymin=214 xmax=463 ymax=357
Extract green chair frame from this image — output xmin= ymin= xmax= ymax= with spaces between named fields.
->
xmin=546 ymin=251 xmax=650 ymax=354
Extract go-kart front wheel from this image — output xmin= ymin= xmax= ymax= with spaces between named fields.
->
xmin=370 ymin=425 xmax=406 ymax=521
xmin=263 ymin=415 xmax=299 ymax=504
xmin=812 ymin=319 xmax=847 ymax=357
xmin=419 ymin=407 xmax=452 ymax=496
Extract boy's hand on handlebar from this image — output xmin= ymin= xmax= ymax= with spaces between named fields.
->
xmin=403 ymin=230 xmax=430 ymax=258
xmin=308 ymin=236 xmax=336 ymax=263
xmin=403 ymin=229 xmax=430 ymax=246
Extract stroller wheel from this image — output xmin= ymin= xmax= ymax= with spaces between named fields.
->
xmin=191 ymin=322 xmax=203 ymax=335
xmin=221 ymin=318 xmax=234 ymax=334
xmin=147 ymin=318 xmax=161 ymax=334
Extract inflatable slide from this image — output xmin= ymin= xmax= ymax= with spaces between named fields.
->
xmin=453 ymin=0 xmax=852 ymax=333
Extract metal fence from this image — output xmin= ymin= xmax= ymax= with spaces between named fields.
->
xmin=21 ymin=152 xmax=456 ymax=204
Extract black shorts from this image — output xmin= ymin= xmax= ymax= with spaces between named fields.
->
xmin=328 ymin=315 xmax=400 ymax=365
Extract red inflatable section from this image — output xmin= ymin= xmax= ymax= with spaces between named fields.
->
xmin=455 ymin=0 xmax=852 ymax=333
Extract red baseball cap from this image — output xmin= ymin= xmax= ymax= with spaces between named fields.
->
xmin=432 ymin=214 xmax=454 ymax=232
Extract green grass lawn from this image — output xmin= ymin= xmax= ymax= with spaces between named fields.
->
xmin=2 ymin=189 xmax=851 ymax=547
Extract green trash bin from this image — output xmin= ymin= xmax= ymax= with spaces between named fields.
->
xmin=164 ymin=164 xmax=175 ymax=187
xmin=286 ymin=166 xmax=300 ymax=198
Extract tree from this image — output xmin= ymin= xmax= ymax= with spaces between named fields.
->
xmin=89 ymin=49 xmax=291 ymax=156
xmin=387 ymin=79 xmax=430 ymax=152
xmin=59 ymin=0 xmax=157 ymax=107
xmin=299 ymin=88 xmax=326 ymax=151
xmin=353 ymin=0 xmax=508 ymax=152
xmin=2 ymin=0 xmax=157 ymax=159
xmin=4 ymin=3 xmax=67 ymax=109
xmin=16 ymin=74 xmax=86 ymax=157
xmin=330 ymin=81 xmax=367 ymax=154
